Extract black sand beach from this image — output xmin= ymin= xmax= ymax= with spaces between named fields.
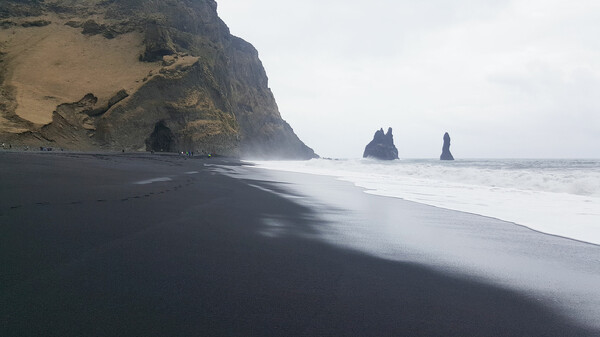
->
xmin=1 ymin=152 xmax=597 ymax=336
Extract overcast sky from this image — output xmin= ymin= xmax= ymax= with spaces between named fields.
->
xmin=217 ymin=0 xmax=600 ymax=159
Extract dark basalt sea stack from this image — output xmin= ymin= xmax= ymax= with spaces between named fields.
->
xmin=0 ymin=0 xmax=316 ymax=159
xmin=363 ymin=127 xmax=399 ymax=160
xmin=440 ymin=132 xmax=454 ymax=160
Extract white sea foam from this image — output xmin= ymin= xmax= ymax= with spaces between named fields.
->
xmin=134 ymin=177 xmax=172 ymax=184
xmin=251 ymin=158 xmax=600 ymax=245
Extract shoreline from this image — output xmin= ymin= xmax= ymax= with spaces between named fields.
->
xmin=249 ymin=158 xmax=600 ymax=246
xmin=218 ymin=162 xmax=600 ymax=330
xmin=1 ymin=152 xmax=598 ymax=336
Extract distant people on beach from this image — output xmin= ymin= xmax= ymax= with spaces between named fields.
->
xmin=179 ymin=151 xmax=197 ymax=157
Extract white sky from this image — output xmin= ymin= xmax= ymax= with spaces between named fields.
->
xmin=217 ymin=0 xmax=600 ymax=159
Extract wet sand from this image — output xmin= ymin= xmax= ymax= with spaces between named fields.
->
xmin=1 ymin=152 xmax=597 ymax=336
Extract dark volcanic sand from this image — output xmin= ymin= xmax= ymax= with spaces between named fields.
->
xmin=0 ymin=152 xmax=596 ymax=336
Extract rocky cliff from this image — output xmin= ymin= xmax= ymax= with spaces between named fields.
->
xmin=363 ymin=127 xmax=398 ymax=160
xmin=0 ymin=0 xmax=317 ymax=159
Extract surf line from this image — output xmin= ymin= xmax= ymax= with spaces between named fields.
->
xmin=134 ymin=177 xmax=173 ymax=185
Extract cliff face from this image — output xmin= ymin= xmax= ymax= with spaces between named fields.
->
xmin=363 ymin=127 xmax=399 ymax=160
xmin=0 ymin=0 xmax=317 ymax=159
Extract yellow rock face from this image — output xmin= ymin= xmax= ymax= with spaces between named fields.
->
xmin=0 ymin=15 xmax=160 ymax=125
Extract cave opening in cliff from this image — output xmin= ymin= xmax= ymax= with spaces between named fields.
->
xmin=146 ymin=121 xmax=175 ymax=152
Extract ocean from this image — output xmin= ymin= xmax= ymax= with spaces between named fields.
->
xmin=251 ymin=158 xmax=600 ymax=245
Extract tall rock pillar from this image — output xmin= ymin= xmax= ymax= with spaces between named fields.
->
xmin=440 ymin=132 xmax=454 ymax=160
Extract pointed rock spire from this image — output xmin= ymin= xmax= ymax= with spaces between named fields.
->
xmin=440 ymin=132 xmax=454 ymax=160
